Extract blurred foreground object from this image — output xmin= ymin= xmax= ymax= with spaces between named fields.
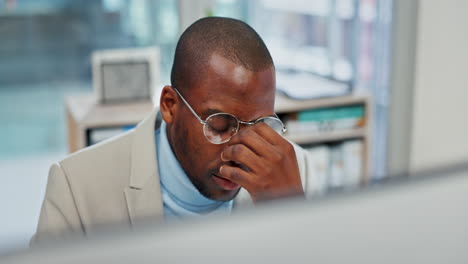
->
xmin=3 ymin=161 xmax=468 ymax=263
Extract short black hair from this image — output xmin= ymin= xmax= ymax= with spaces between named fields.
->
xmin=170 ymin=16 xmax=274 ymax=92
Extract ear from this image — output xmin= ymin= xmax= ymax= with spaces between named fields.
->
xmin=159 ymin=85 xmax=179 ymax=125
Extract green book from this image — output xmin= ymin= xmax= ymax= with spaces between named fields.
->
xmin=298 ymin=105 xmax=364 ymax=122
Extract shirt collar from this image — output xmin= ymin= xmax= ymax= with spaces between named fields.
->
xmin=156 ymin=121 xmax=231 ymax=213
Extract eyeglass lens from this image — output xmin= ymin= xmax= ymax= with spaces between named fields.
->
xmin=203 ymin=114 xmax=284 ymax=144
xmin=255 ymin=117 xmax=285 ymax=134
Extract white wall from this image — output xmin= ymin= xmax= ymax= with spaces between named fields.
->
xmin=410 ymin=0 xmax=468 ymax=172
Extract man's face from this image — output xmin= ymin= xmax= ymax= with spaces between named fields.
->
xmin=166 ymin=53 xmax=276 ymax=201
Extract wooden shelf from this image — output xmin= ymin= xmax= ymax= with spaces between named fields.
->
xmin=273 ymin=93 xmax=372 ymax=185
xmin=285 ymin=128 xmax=366 ymax=145
xmin=275 ymin=92 xmax=368 ymax=113
xmin=66 ymin=93 xmax=154 ymax=153
xmin=66 ymin=94 xmax=154 ymax=128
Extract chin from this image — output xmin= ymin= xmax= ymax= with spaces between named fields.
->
xmin=211 ymin=189 xmax=241 ymax=202
xmin=189 ymin=172 xmax=240 ymax=201
xmin=198 ymin=184 xmax=241 ymax=202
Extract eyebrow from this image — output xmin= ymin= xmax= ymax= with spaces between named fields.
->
xmin=202 ymin=108 xmax=223 ymax=118
xmin=202 ymin=108 xmax=277 ymax=122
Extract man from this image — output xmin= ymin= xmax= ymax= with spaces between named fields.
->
xmin=32 ymin=17 xmax=321 ymax=243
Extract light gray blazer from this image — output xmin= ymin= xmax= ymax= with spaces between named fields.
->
xmin=32 ymin=108 xmax=323 ymax=244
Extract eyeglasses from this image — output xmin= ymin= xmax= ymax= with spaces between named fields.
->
xmin=173 ymin=87 xmax=287 ymax=144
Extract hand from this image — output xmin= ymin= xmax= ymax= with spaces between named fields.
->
xmin=219 ymin=122 xmax=304 ymax=202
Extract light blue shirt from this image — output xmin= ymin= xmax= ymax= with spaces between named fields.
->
xmin=155 ymin=121 xmax=233 ymax=220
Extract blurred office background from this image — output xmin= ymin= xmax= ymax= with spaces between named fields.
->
xmin=1 ymin=0 xmax=468 ymax=253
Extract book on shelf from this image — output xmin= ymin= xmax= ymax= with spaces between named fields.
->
xmin=285 ymin=104 xmax=365 ymax=135
xmin=304 ymin=146 xmax=329 ymax=196
xmin=342 ymin=140 xmax=363 ymax=186
xmin=305 ymin=139 xmax=364 ymax=195
xmin=329 ymin=145 xmax=345 ymax=189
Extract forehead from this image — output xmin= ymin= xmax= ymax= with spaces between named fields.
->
xmin=190 ymin=53 xmax=276 ymax=120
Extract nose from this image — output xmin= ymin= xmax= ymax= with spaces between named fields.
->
xmin=236 ymin=120 xmax=258 ymax=134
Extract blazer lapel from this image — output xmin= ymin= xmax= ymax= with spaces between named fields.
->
xmin=124 ymin=109 xmax=164 ymax=226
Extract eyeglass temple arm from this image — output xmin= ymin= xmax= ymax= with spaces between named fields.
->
xmin=173 ymin=87 xmax=206 ymax=125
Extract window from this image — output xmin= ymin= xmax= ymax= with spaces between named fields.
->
xmin=0 ymin=0 xmax=179 ymax=157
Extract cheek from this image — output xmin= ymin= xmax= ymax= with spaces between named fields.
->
xmin=179 ymin=121 xmax=221 ymax=173
xmin=190 ymin=132 xmax=222 ymax=168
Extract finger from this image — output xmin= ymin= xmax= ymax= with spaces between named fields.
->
xmin=227 ymin=128 xmax=279 ymax=159
xmin=251 ymin=122 xmax=295 ymax=155
xmin=250 ymin=122 xmax=286 ymax=146
xmin=221 ymin=144 xmax=263 ymax=173
xmin=219 ymin=164 xmax=253 ymax=187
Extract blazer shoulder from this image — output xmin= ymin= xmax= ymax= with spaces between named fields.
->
xmin=60 ymin=128 xmax=135 ymax=180
xmin=55 ymin=129 xmax=138 ymax=225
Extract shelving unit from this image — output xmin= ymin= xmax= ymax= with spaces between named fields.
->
xmin=274 ymin=93 xmax=372 ymax=186
xmin=66 ymin=94 xmax=154 ymax=153
xmin=285 ymin=128 xmax=366 ymax=145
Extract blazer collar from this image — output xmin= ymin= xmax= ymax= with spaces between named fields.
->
xmin=124 ymin=108 xmax=164 ymax=226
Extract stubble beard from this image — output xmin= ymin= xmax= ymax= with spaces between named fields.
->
xmin=170 ymin=123 xmax=239 ymax=201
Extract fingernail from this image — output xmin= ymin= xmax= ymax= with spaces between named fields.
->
xmin=221 ymin=152 xmax=226 ymax=161
xmin=219 ymin=165 xmax=224 ymax=174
